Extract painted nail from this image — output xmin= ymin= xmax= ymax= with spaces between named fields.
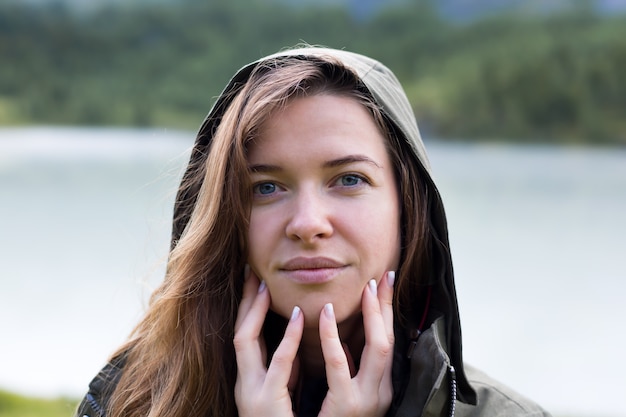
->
xmin=290 ymin=306 xmax=301 ymax=322
xmin=258 ymin=280 xmax=266 ymax=293
xmin=324 ymin=303 xmax=334 ymax=319
xmin=368 ymin=279 xmax=377 ymax=296
xmin=387 ymin=271 xmax=396 ymax=287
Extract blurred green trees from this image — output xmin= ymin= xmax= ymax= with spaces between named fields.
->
xmin=1 ymin=0 xmax=624 ymax=144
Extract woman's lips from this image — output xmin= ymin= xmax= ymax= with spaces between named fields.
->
xmin=280 ymin=257 xmax=346 ymax=284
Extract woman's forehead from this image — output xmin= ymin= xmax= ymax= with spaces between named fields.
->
xmin=246 ymin=95 xmax=392 ymax=175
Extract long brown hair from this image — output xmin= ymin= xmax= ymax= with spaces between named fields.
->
xmin=107 ymin=54 xmax=433 ymax=417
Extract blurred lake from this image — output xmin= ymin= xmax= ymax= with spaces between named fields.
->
xmin=0 ymin=127 xmax=624 ymax=417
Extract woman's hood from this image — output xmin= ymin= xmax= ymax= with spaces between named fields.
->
xmin=171 ymin=47 xmax=476 ymax=404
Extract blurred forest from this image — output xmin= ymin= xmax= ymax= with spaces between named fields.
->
xmin=1 ymin=0 xmax=625 ymax=144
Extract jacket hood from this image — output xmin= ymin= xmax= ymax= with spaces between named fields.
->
xmin=171 ymin=46 xmax=476 ymax=406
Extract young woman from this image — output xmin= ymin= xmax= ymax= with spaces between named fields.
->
xmin=76 ymin=47 xmax=550 ymax=417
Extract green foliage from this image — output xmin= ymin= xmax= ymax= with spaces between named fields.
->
xmin=0 ymin=0 xmax=625 ymax=144
xmin=0 ymin=389 xmax=78 ymax=417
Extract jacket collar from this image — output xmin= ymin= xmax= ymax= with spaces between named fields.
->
xmin=395 ymin=317 xmax=457 ymax=417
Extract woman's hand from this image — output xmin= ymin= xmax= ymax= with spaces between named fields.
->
xmin=318 ymin=271 xmax=396 ymax=417
xmin=234 ymin=268 xmax=395 ymax=417
xmin=234 ymin=266 xmax=304 ymax=417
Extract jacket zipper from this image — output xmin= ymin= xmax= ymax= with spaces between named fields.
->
xmin=448 ymin=365 xmax=457 ymax=417
xmin=86 ymin=392 xmax=106 ymax=417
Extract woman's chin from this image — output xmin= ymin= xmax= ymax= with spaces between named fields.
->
xmin=304 ymin=304 xmax=361 ymax=330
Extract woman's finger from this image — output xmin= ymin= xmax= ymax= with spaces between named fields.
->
xmin=265 ymin=306 xmax=304 ymax=390
xmin=376 ymin=271 xmax=396 ymax=407
xmin=233 ymin=275 xmax=271 ymax=379
xmin=378 ymin=271 xmax=395 ymax=341
xmin=357 ymin=275 xmax=393 ymax=382
xmin=318 ymin=303 xmax=352 ymax=397
xmin=348 ymin=271 xmax=395 ymax=416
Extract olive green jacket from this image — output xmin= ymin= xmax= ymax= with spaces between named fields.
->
xmin=393 ymin=317 xmax=550 ymax=416
xmin=76 ymin=47 xmax=551 ymax=417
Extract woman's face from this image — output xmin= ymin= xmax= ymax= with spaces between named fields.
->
xmin=246 ymin=94 xmax=401 ymax=328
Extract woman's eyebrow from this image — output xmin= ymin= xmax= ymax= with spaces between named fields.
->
xmin=248 ymin=164 xmax=282 ymax=173
xmin=248 ymin=155 xmax=381 ymax=173
xmin=323 ymin=155 xmax=382 ymax=169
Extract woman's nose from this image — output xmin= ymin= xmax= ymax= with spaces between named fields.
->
xmin=285 ymin=189 xmax=333 ymax=243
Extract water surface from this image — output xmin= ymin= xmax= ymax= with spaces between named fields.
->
xmin=1 ymin=127 xmax=624 ymax=416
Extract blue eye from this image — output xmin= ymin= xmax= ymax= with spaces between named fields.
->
xmin=340 ymin=174 xmax=362 ymax=187
xmin=254 ymin=182 xmax=277 ymax=195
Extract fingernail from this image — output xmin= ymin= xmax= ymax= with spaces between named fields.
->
xmin=387 ymin=271 xmax=396 ymax=287
xmin=244 ymin=264 xmax=250 ymax=281
xmin=290 ymin=306 xmax=301 ymax=321
xmin=368 ymin=279 xmax=377 ymax=296
xmin=258 ymin=280 xmax=266 ymax=293
xmin=324 ymin=303 xmax=334 ymax=319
